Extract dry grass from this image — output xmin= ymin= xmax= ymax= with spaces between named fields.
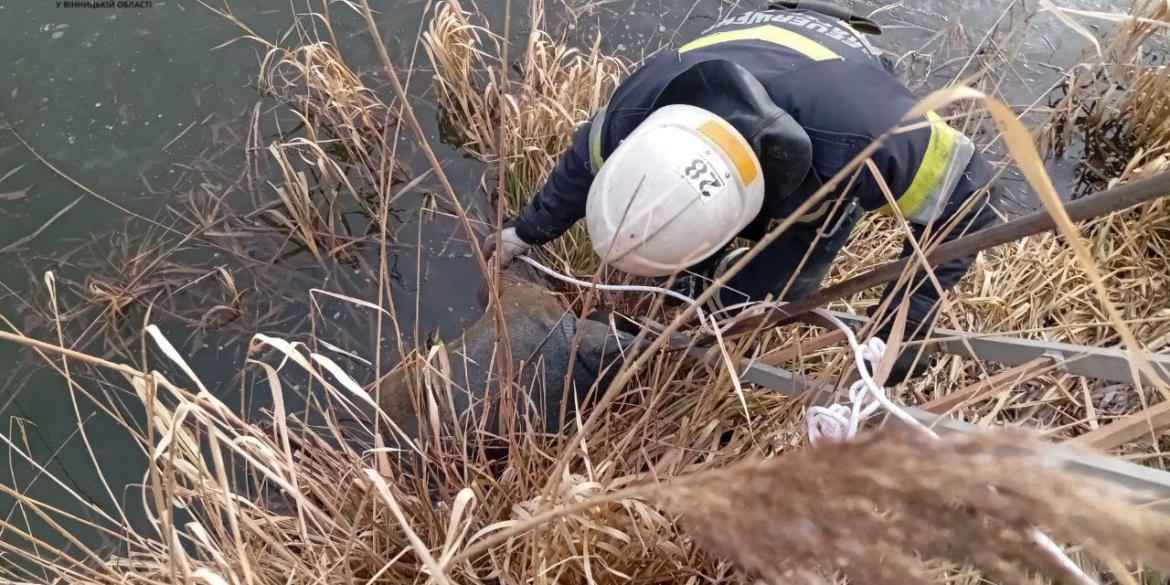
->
xmin=777 ymin=220 xmax=1170 ymax=439
xmin=1044 ymin=0 xmax=1170 ymax=193
xmin=3 ymin=0 xmax=1170 ymax=584
xmin=257 ymin=39 xmax=413 ymax=262
xmin=424 ymin=0 xmax=627 ymax=273
xmin=1 ymin=321 xmax=1167 ymax=585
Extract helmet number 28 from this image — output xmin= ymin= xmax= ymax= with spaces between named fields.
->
xmin=680 ymin=155 xmax=729 ymax=204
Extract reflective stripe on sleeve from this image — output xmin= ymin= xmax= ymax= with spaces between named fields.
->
xmin=879 ymin=111 xmax=975 ymax=225
xmin=588 ymin=106 xmax=608 ymax=176
xmin=796 ymin=199 xmax=832 ymax=224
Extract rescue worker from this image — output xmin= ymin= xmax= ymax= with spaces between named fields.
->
xmin=482 ymin=0 xmax=1002 ymax=385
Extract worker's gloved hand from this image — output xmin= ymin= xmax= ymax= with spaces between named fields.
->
xmin=874 ymin=319 xmax=933 ymax=386
xmin=481 ymin=226 xmax=533 ymax=267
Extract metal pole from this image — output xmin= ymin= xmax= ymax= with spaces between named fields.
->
xmin=824 ymin=310 xmax=1170 ymax=387
xmin=713 ymin=171 xmax=1170 ymax=341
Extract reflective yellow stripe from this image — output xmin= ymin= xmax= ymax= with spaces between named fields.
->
xmin=796 ymin=199 xmax=832 ymax=223
xmin=589 ymin=130 xmax=605 ymax=173
xmin=698 ymin=120 xmax=758 ymax=185
xmin=679 ymin=25 xmax=841 ymax=61
xmin=879 ymin=111 xmax=956 ymax=219
xmin=588 ymin=107 xmax=607 ymax=174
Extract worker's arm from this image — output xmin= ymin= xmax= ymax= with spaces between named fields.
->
xmin=884 ymin=156 xmax=1001 ymax=325
xmin=850 ymin=119 xmax=1001 ymax=385
xmin=861 ymin=123 xmax=1002 ymax=327
xmin=512 ymin=122 xmax=596 ymax=246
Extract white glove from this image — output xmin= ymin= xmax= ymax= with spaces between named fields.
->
xmin=482 ymin=227 xmax=532 ymax=267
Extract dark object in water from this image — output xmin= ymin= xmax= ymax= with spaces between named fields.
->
xmin=367 ymin=265 xmax=636 ymax=452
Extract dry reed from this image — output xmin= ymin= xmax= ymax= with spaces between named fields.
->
xmin=423 ymin=0 xmax=627 ymax=273
xmin=666 ymin=428 xmax=1170 ymax=585
xmin=4 ymin=1 xmax=1170 ymax=584
xmin=1043 ymin=0 xmax=1170 ymax=190
xmin=3 ymin=321 xmax=1168 ymax=585
xmin=258 ymin=38 xmax=412 ymax=261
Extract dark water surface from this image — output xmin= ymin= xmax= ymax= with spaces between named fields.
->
xmin=0 ymin=0 xmax=1117 ymax=570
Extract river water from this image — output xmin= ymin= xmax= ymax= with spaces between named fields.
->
xmin=0 ymin=0 xmax=1116 ymax=571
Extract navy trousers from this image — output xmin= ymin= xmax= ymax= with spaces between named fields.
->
xmin=705 ymin=203 xmax=863 ymax=312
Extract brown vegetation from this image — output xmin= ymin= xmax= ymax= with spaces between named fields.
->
xmin=2 ymin=0 xmax=1170 ymax=584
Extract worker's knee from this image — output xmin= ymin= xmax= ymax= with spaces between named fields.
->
xmin=785 ymin=271 xmax=826 ymax=299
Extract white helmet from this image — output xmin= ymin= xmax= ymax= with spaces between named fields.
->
xmin=585 ymin=104 xmax=765 ymax=278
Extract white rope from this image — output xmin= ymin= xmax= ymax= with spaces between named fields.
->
xmin=806 ymin=341 xmax=887 ymax=444
xmin=513 ymin=252 xmax=1097 ymax=585
xmin=517 ymin=255 xmax=716 ymax=330
xmin=519 ymin=255 xmax=773 ymax=336
xmin=806 ymin=310 xmax=939 ymax=442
